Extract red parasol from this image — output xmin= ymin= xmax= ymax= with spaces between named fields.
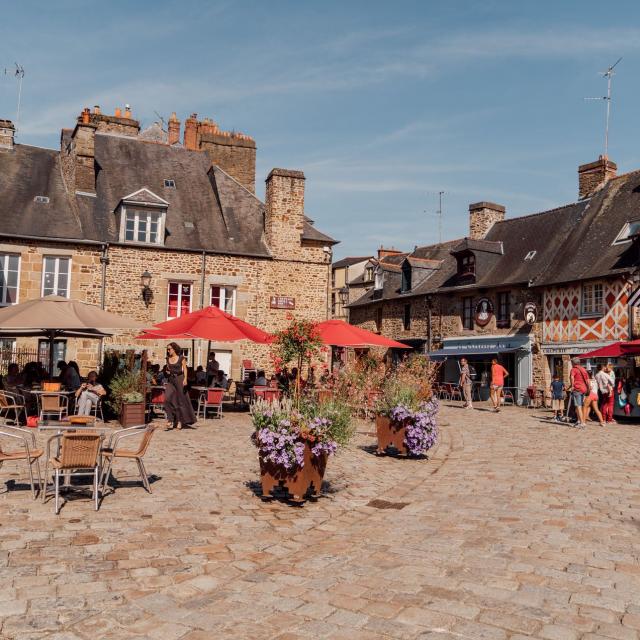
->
xmin=314 ymin=319 xmax=410 ymax=349
xmin=137 ymin=306 xmax=273 ymax=343
xmin=579 ymin=339 xmax=640 ymax=359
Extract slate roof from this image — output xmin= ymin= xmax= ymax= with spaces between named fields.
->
xmin=332 ymin=256 xmax=371 ymax=269
xmin=0 ymin=133 xmax=336 ymax=255
xmin=349 ymin=170 xmax=640 ymax=307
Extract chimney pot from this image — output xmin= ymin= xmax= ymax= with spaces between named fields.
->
xmin=93 ymin=105 xmax=101 ymax=115
xmin=124 ymin=105 xmax=132 ymax=118
xmin=114 ymin=107 xmax=122 ymax=117
xmin=81 ymin=107 xmax=90 ymax=124
xmin=168 ymin=112 xmax=181 ymax=146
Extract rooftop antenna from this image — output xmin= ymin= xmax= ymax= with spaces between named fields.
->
xmin=153 ymin=110 xmax=166 ymax=128
xmin=424 ymin=191 xmax=445 ymax=244
xmin=584 ymin=57 xmax=622 ymax=158
xmin=13 ymin=63 xmax=25 ymax=133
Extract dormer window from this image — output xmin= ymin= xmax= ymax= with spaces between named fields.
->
xmin=458 ymin=253 xmax=476 ymax=279
xmin=164 ymin=179 xmax=176 ymax=188
xmin=365 ymin=266 xmax=374 ymax=282
xmin=613 ymin=219 xmax=640 ymax=245
xmin=118 ymin=188 xmax=169 ymax=246
xmin=401 ymin=262 xmax=412 ymax=293
xmin=374 ymin=268 xmax=384 ymax=291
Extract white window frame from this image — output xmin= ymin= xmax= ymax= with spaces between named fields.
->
xmin=119 ymin=206 xmax=166 ymax=245
xmin=210 ymin=285 xmax=237 ymax=315
xmin=167 ymin=282 xmax=192 ymax=320
xmin=581 ymin=282 xmax=604 ymax=317
xmin=612 ymin=219 xmax=640 ymax=245
xmin=41 ymin=256 xmax=71 ymax=298
xmin=0 ymin=253 xmax=20 ymax=307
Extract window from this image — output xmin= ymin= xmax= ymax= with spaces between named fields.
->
xmin=401 ymin=263 xmax=412 ymax=293
xmin=403 ymin=303 xmax=411 ymax=330
xmin=34 ymin=195 xmax=49 ymax=204
xmin=0 ymin=338 xmax=15 ymax=354
xmin=462 ymin=297 xmax=474 ymax=330
xmin=163 ymin=179 xmax=176 ymax=188
xmin=42 ymin=256 xmax=71 ymax=297
xmin=0 ymin=254 xmax=19 ymax=306
xmin=524 ymin=250 xmax=537 ymax=261
xmin=365 ymin=267 xmax=374 ymax=282
xmin=123 ymin=208 xmax=164 ymax=244
xmin=581 ymin=282 xmax=603 ymax=316
xmin=38 ymin=339 xmax=66 ymax=375
xmin=613 ymin=219 xmax=640 ymax=245
xmin=167 ymin=282 xmax=192 ymax=319
xmin=458 ymin=253 xmax=475 ymax=278
xmin=210 ymin=285 xmax=236 ymax=315
xmin=374 ymin=268 xmax=384 ymax=290
xmin=331 ymin=293 xmax=336 ymax=316
xmin=375 ymin=306 xmax=383 ymax=332
xmin=497 ymin=291 xmax=510 ymax=328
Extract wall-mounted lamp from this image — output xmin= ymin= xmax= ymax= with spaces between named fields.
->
xmin=141 ymin=271 xmax=153 ymax=307
xmin=339 ymin=287 xmax=349 ymax=306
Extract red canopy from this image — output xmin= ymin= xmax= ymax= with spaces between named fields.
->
xmin=314 ymin=319 xmax=409 ymax=349
xmin=580 ymin=339 xmax=640 ymax=359
xmin=137 ymin=306 xmax=273 ymax=343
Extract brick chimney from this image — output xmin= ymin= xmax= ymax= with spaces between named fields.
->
xmin=264 ymin=168 xmax=305 ymax=259
xmin=0 ymin=119 xmax=15 ymax=151
xmin=469 ymin=201 xmax=506 ymax=239
xmin=184 ymin=113 xmax=199 ymax=150
xmin=378 ymin=247 xmax=403 ymax=260
xmin=61 ymin=107 xmax=98 ymax=194
xmin=578 ymin=155 xmax=617 ymax=200
xmin=168 ymin=112 xmax=181 ymax=145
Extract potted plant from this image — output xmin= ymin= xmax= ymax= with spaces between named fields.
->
xmin=107 ymin=370 xmax=146 ymax=426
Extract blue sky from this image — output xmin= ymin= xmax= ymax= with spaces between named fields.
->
xmin=2 ymin=1 xmax=640 ymax=259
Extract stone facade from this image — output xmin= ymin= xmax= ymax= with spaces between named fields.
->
xmin=468 ymin=202 xmax=505 ymax=240
xmin=0 ymin=119 xmax=15 ymax=150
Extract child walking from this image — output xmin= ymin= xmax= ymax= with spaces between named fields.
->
xmin=550 ymin=374 xmax=565 ymax=422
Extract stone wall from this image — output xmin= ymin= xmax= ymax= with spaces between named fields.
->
xmin=468 ymin=202 xmax=505 ymax=240
xmin=201 ymin=135 xmax=256 ymax=194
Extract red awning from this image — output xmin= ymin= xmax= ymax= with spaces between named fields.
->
xmin=314 ymin=319 xmax=410 ymax=348
xmin=579 ymin=339 xmax=640 ymax=359
xmin=137 ymin=306 xmax=273 ymax=343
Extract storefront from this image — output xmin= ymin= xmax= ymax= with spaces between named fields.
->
xmin=428 ymin=335 xmax=533 ymax=401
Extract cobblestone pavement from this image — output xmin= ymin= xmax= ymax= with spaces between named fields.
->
xmin=1 ymin=403 xmax=640 ymax=640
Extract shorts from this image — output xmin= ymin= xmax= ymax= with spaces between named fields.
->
xmin=571 ymin=391 xmax=584 ymax=406
xmin=490 ymin=384 xmax=503 ymax=391
xmin=552 ymin=398 xmax=563 ymax=411
xmin=588 ymin=393 xmax=598 ymax=403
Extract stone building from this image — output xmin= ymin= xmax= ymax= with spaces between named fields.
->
xmin=349 ymin=156 xmax=640 ymax=393
xmin=0 ymin=106 xmax=336 ymax=377
xmin=330 ymin=256 xmax=371 ymax=320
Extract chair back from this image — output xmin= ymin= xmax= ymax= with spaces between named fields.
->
xmin=150 ymin=388 xmax=165 ymax=404
xmin=207 ymin=389 xmax=224 ymax=405
xmin=42 ymin=394 xmax=63 ymax=411
xmin=526 ymin=385 xmax=536 ymax=400
xmin=242 ymin=359 xmax=253 ymax=370
xmin=253 ymin=386 xmax=270 ymax=400
xmin=225 ymin=379 xmax=233 ymax=391
xmin=59 ymin=432 xmax=101 ymax=469
xmin=135 ymin=425 xmax=157 ymax=457
xmin=263 ymin=389 xmax=281 ymax=403
xmin=43 ymin=382 xmax=61 ymax=391
xmin=0 ymin=391 xmax=8 ymax=409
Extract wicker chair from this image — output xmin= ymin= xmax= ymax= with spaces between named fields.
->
xmin=100 ymin=424 xmax=156 ymax=494
xmin=0 ymin=390 xmax=26 ymax=425
xmin=43 ymin=431 xmax=103 ymax=514
xmin=0 ymin=423 xmax=43 ymax=498
xmin=39 ymin=392 xmax=69 ymax=421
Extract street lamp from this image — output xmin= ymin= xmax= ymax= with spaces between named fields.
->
xmin=141 ymin=271 xmax=153 ymax=307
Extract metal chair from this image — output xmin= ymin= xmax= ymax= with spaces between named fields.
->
xmin=449 ymin=384 xmax=463 ymax=402
xmin=43 ymin=431 xmax=103 ymax=514
xmin=100 ymin=424 xmax=156 ymax=494
xmin=89 ymin=396 xmax=105 ymax=422
xmin=0 ymin=423 xmax=43 ymax=498
xmin=0 ymin=390 xmax=26 ymax=425
xmin=197 ymin=388 xmax=224 ymax=419
xmin=526 ymin=386 xmax=539 ymax=409
xmin=39 ymin=392 xmax=69 ymax=421
xmin=503 ymin=388 xmax=516 ymax=406
xmin=149 ymin=387 xmax=166 ymax=417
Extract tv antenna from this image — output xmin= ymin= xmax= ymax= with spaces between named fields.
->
xmin=153 ymin=110 xmax=166 ymax=128
xmin=424 ymin=191 xmax=445 ymax=244
xmin=584 ymin=57 xmax=622 ymax=158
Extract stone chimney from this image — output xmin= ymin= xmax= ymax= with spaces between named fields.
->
xmin=168 ymin=112 xmax=181 ymax=145
xmin=469 ymin=201 xmax=506 ymax=239
xmin=578 ymin=155 xmax=617 ymax=200
xmin=61 ymin=107 xmax=98 ymax=194
xmin=264 ymin=168 xmax=305 ymax=259
xmin=0 ymin=119 xmax=15 ymax=151
xmin=183 ymin=113 xmax=199 ymax=150
xmin=378 ymin=247 xmax=403 ymax=260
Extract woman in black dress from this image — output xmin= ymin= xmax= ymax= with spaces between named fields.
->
xmin=164 ymin=343 xmax=196 ymax=430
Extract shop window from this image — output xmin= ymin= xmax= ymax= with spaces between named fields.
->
xmin=167 ymin=282 xmax=192 ymax=319
xmin=42 ymin=256 xmax=71 ymax=298
xmin=210 ymin=285 xmax=236 ymax=315
xmin=0 ymin=253 xmax=19 ymax=306
xmin=581 ymin=282 xmax=603 ymax=316
xmin=403 ymin=303 xmax=411 ymax=330
xmin=497 ymin=291 xmax=510 ymax=328
xmin=462 ymin=297 xmax=474 ymax=330
xmin=375 ymin=306 xmax=383 ymax=332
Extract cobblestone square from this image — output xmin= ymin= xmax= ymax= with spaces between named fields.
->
xmin=1 ymin=403 xmax=639 ymax=639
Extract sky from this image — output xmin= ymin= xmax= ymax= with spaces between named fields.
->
xmin=2 ymin=0 xmax=640 ymax=259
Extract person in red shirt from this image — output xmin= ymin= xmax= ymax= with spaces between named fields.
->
xmin=569 ymin=357 xmax=589 ymax=427
xmin=490 ymin=358 xmax=509 ymax=412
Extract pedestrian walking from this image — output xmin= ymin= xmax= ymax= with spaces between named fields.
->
xmin=490 ymin=358 xmax=508 ymax=412
xmin=549 ymin=374 xmax=565 ymax=421
xmin=459 ymin=357 xmax=473 ymax=409
xmin=568 ymin=357 xmax=589 ymax=427
xmin=584 ymin=369 xmax=606 ymax=427
xmin=596 ymin=363 xmax=616 ymax=424
xmin=164 ymin=342 xmax=196 ymax=430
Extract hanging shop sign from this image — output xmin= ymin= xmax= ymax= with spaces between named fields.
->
xmin=524 ymin=301 xmax=537 ymax=325
xmin=474 ymin=298 xmax=493 ymax=327
xmin=270 ymin=296 xmax=296 ymax=310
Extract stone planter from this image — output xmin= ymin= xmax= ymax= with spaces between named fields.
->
xmin=376 ymin=414 xmax=408 ymax=456
xmin=120 ymin=401 xmax=146 ymax=427
xmin=259 ymin=442 xmax=329 ymax=503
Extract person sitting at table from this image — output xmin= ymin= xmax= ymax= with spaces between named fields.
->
xmin=255 ymin=369 xmax=267 ymax=387
xmin=5 ymin=363 xmax=24 ymax=390
xmin=75 ymin=371 xmax=106 ymax=416
xmin=62 ymin=361 xmax=82 ymax=391
xmin=195 ymin=365 xmax=207 ymax=385
xmin=212 ymin=369 xmax=228 ymax=389
xmin=156 ymin=364 xmax=170 ymax=385
xmin=244 ymin=371 xmax=257 ymax=388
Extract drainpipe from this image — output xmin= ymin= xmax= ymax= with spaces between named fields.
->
xmin=426 ymin=295 xmax=433 ymax=354
xmin=196 ymin=251 xmax=206 ymax=368
xmin=98 ymin=244 xmax=109 ymax=369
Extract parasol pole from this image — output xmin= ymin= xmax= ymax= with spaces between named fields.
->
xmin=48 ymin=329 xmax=55 ymax=379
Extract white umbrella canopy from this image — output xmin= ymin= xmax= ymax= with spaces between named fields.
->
xmin=0 ymin=296 xmax=146 ymax=375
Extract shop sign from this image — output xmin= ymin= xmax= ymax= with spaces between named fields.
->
xmin=474 ymin=298 xmax=493 ymax=327
xmin=541 ymin=343 xmax=606 ymax=355
xmin=270 ymin=296 xmax=295 ymax=310
xmin=524 ymin=301 xmax=537 ymax=325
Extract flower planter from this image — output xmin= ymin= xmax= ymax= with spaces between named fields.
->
xmin=303 ymin=442 xmax=328 ymax=498
xmin=375 ymin=414 xmax=408 ymax=456
xmin=120 ymin=401 xmax=146 ymax=427
xmin=259 ymin=457 xmax=309 ymax=503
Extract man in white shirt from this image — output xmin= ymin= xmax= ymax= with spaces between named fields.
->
xmin=596 ymin=363 xmax=616 ymax=424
